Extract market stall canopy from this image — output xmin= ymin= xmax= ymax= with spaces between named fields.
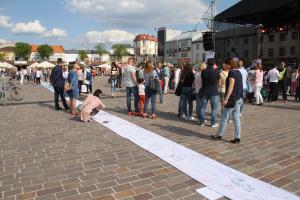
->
xmin=27 ymin=62 xmax=39 ymax=69
xmin=37 ymin=61 xmax=55 ymax=69
xmin=0 ymin=61 xmax=16 ymax=69
xmin=214 ymin=0 xmax=300 ymax=25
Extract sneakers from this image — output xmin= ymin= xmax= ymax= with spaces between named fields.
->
xmin=187 ymin=116 xmax=195 ymax=121
xmin=211 ymin=123 xmax=219 ymax=128
xmin=200 ymin=123 xmax=205 ymax=127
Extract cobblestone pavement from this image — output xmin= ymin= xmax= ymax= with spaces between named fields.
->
xmin=0 ymin=76 xmax=299 ymax=200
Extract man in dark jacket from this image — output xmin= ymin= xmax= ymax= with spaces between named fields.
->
xmin=50 ymin=58 xmax=69 ymax=110
xmin=199 ymin=58 xmax=220 ymax=128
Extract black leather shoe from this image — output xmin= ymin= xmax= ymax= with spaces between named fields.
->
xmin=211 ymin=135 xmax=222 ymax=140
xmin=55 ymin=107 xmax=62 ymax=111
xmin=230 ymin=138 xmax=240 ymax=144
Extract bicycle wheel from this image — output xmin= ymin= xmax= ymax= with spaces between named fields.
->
xmin=9 ymin=86 xmax=24 ymax=101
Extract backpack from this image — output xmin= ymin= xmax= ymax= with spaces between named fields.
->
xmin=149 ymin=75 xmax=160 ymax=93
xmin=136 ymin=69 xmax=143 ymax=81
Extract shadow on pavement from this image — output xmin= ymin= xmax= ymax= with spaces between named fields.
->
xmin=151 ymin=124 xmax=212 ymax=140
xmin=4 ymin=100 xmax=54 ymax=106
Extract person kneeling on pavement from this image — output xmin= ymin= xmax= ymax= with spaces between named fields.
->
xmin=80 ymin=89 xmax=105 ymax=123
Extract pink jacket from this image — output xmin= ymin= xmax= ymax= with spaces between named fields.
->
xmin=255 ymin=70 xmax=264 ymax=86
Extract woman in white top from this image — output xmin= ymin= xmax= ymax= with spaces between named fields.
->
xmin=194 ymin=62 xmax=206 ymax=119
xmin=35 ymin=69 xmax=43 ymax=85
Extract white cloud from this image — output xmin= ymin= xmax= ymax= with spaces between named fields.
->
xmin=0 ymin=15 xmax=13 ymax=28
xmin=65 ymin=0 xmax=207 ymax=28
xmin=85 ymin=29 xmax=135 ymax=44
xmin=0 ymin=38 xmax=8 ymax=44
xmin=11 ymin=20 xmax=46 ymax=34
xmin=43 ymin=28 xmax=68 ymax=37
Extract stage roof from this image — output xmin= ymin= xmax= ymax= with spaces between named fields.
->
xmin=214 ymin=0 xmax=300 ymax=25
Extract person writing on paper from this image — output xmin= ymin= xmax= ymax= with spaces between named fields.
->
xmin=67 ymin=64 xmax=80 ymax=116
xmin=81 ymin=89 xmax=105 ymax=123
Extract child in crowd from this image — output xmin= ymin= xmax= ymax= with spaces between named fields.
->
xmin=138 ymin=78 xmax=145 ymax=116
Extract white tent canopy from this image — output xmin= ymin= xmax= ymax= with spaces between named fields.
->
xmin=36 ymin=61 xmax=55 ymax=69
xmin=27 ymin=62 xmax=39 ymax=69
xmin=0 ymin=62 xmax=16 ymax=69
xmin=96 ymin=63 xmax=111 ymax=70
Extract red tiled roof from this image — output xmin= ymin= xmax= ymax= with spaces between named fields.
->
xmin=134 ymin=34 xmax=158 ymax=42
xmin=31 ymin=45 xmax=64 ymax=53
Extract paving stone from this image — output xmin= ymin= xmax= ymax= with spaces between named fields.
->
xmin=0 ymin=79 xmax=299 ymax=200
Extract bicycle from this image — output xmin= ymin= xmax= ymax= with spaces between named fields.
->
xmin=0 ymin=77 xmax=24 ymax=105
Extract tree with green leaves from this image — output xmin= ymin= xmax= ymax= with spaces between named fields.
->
xmin=15 ymin=42 xmax=31 ymax=60
xmin=95 ymin=44 xmax=108 ymax=60
xmin=79 ymin=50 xmax=88 ymax=61
xmin=0 ymin=52 xmax=7 ymax=62
xmin=37 ymin=44 xmax=54 ymax=61
xmin=113 ymin=44 xmax=129 ymax=61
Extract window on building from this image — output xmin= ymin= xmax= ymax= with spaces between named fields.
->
xmin=292 ymin=32 xmax=299 ymax=40
xmin=269 ymin=35 xmax=274 ymax=42
xmin=196 ymin=44 xmax=200 ymax=50
xmin=268 ymin=48 xmax=274 ymax=57
xmin=243 ymin=37 xmax=249 ymax=45
xmin=290 ymin=46 xmax=296 ymax=55
xmin=181 ymin=40 xmax=188 ymax=47
xmin=181 ymin=53 xmax=188 ymax=58
xmin=279 ymin=47 xmax=285 ymax=57
xmin=226 ymin=51 xmax=230 ymax=58
xmin=196 ymin=53 xmax=200 ymax=62
xmin=280 ymin=33 xmax=287 ymax=41
xmin=226 ymin=40 xmax=230 ymax=47
xmin=244 ymin=50 xmax=248 ymax=58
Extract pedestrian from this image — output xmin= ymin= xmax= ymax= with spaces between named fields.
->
xmin=35 ymin=69 xmax=42 ymax=85
xmin=43 ymin=69 xmax=48 ymax=82
xmin=50 ymin=58 xmax=69 ymax=111
xmin=278 ymin=62 xmax=288 ymax=103
xmin=155 ymin=62 xmax=164 ymax=104
xmin=267 ymin=65 xmax=279 ymax=102
xmin=124 ymin=58 xmax=139 ymax=115
xmin=211 ymin=58 xmax=243 ymax=144
xmin=67 ymin=64 xmax=80 ymax=115
xmin=80 ymin=89 xmax=105 ymax=123
xmin=143 ymin=61 xmax=159 ymax=119
xmin=175 ymin=64 xmax=184 ymax=117
xmin=219 ymin=62 xmax=229 ymax=116
xmin=138 ymin=78 xmax=145 ymax=116
xmin=195 ymin=62 xmax=206 ymax=119
xmin=110 ymin=62 xmax=119 ymax=97
xmin=77 ymin=66 xmax=84 ymax=93
xmin=199 ymin=58 xmax=220 ymax=127
xmin=238 ymin=60 xmax=248 ymax=115
xmin=254 ymin=63 xmax=264 ymax=105
xmin=117 ymin=63 xmax=123 ymax=88
xmin=20 ymin=69 xmax=25 ymax=85
xmin=162 ymin=63 xmax=170 ymax=94
xmin=180 ymin=63 xmax=195 ymax=121
xmin=291 ymin=69 xmax=299 ymax=96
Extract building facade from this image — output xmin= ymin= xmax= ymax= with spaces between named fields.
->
xmin=134 ymin=34 xmax=158 ymax=56
xmin=215 ymin=26 xmax=300 ymax=67
xmin=0 ymin=46 xmax=15 ymax=61
xmin=30 ymin=45 xmax=65 ymax=62
xmin=164 ymin=30 xmax=204 ymax=64
xmin=192 ymin=38 xmax=209 ymax=64
xmin=157 ymin=27 xmax=182 ymax=58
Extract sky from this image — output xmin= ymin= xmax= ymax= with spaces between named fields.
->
xmin=0 ymin=0 xmax=239 ymax=49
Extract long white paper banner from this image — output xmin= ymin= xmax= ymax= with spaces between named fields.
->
xmin=41 ymin=82 xmax=299 ymax=200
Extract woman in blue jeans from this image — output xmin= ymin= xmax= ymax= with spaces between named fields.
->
xmin=110 ymin=62 xmax=119 ymax=98
xmin=211 ymin=58 xmax=243 ymax=144
xmin=143 ymin=61 xmax=158 ymax=119
xmin=180 ymin=64 xmax=195 ymax=120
